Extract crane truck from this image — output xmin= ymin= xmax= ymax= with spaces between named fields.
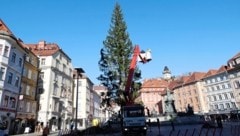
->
xmin=120 ymin=45 xmax=151 ymax=136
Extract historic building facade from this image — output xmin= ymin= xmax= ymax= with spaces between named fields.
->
xmin=202 ymin=66 xmax=237 ymax=115
xmin=227 ymin=52 xmax=240 ymax=108
xmin=140 ymin=67 xmax=169 ymax=116
xmin=26 ymin=41 xmax=74 ymax=131
xmin=14 ymin=42 xmax=40 ymax=134
xmin=73 ymin=69 xmax=96 ymax=130
xmin=173 ymin=72 xmax=207 ymax=114
xmin=0 ymin=20 xmax=27 ymax=134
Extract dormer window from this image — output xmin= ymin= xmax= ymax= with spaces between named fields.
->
xmin=236 ymin=58 xmax=240 ymax=64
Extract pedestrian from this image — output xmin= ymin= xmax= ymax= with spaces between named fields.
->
xmin=216 ymin=115 xmax=223 ymax=128
xmin=42 ymin=123 xmax=50 ymax=136
xmin=70 ymin=121 xmax=74 ymax=131
xmin=170 ymin=115 xmax=175 ymax=131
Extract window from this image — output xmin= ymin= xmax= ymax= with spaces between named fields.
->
xmin=3 ymin=46 xmax=9 ymax=57
xmin=211 ymin=86 xmax=215 ymax=91
xmin=219 ymin=104 xmax=224 ymax=110
xmin=236 ymin=58 xmax=240 ymax=64
xmin=53 ymin=86 xmax=58 ymax=96
xmin=211 ymin=78 xmax=216 ymax=83
xmin=7 ymin=72 xmax=13 ymax=84
xmin=18 ymin=58 xmax=22 ymax=67
xmin=219 ymin=94 xmax=222 ymax=100
xmin=3 ymin=95 xmax=9 ymax=107
xmin=226 ymin=103 xmax=230 ymax=108
xmin=15 ymin=76 xmax=20 ymax=87
xmin=39 ymin=72 xmax=44 ymax=79
xmin=231 ymin=102 xmax=237 ymax=108
xmin=195 ymin=97 xmax=199 ymax=102
xmin=207 ymin=96 xmax=210 ymax=102
xmin=32 ymin=103 xmax=36 ymax=113
xmin=10 ymin=97 xmax=16 ymax=108
xmin=69 ymin=69 xmax=72 ymax=76
xmin=216 ymin=85 xmax=220 ymax=90
xmin=63 ymin=64 xmax=66 ymax=73
xmin=54 ymin=73 xmax=58 ymax=81
xmin=214 ymin=104 xmax=218 ymax=110
xmin=19 ymin=101 xmax=23 ymax=111
xmin=207 ymin=80 xmax=210 ymax=84
xmin=222 ymin=84 xmax=226 ymax=89
xmin=11 ymin=52 xmax=16 ymax=63
xmin=41 ymin=58 xmax=46 ymax=65
xmin=224 ymin=93 xmax=228 ymax=100
xmin=26 ymin=85 xmax=30 ymax=95
xmin=38 ymin=88 xmax=44 ymax=94
xmin=26 ymin=102 xmax=30 ymax=112
xmin=230 ymin=93 xmax=234 ymax=99
xmin=54 ymin=100 xmax=58 ymax=112
xmin=213 ymin=95 xmax=217 ymax=101
xmin=62 ymin=77 xmax=66 ymax=85
xmin=228 ymin=83 xmax=231 ymax=88
xmin=0 ymin=44 xmax=3 ymax=55
xmin=234 ymin=80 xmax=240 ymax=89
xmin=27 ymin=70 xmax=32 ymax=79
xmin=56 ymin=60 xmax=60 ymax=69
xmin=0 ymin=67 xmax=5 ymax=80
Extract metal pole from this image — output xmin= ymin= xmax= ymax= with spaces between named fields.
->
xmin=75 ymin=74 xmax=79 ymax=131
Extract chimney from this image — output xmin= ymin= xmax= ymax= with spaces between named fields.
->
xmin=38 ymin=41 xmax=46 ymax=48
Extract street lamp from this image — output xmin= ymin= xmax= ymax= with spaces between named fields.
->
xmin=73 ymin=68 xmax=85 ymax=131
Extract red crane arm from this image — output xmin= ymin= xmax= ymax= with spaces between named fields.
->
xmin=125 ymin=45 xmax=140 ymax=105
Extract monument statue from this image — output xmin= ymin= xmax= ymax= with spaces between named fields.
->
xmin=164 ymin=88 xmax=177 ymax=115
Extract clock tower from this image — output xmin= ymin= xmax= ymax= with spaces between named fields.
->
xmin=162 ymin=66 xmax=172 ymax=81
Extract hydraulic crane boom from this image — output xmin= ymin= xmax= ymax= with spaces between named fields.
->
xmin=125 ymin=45 xmax=150 ymax=105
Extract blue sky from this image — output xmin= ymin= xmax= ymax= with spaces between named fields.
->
xmin=1 ymin=0 xmax=240 ymax=84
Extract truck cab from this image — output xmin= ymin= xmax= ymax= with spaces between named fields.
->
xmin=121 ymin=104 xmax=147 ymax=136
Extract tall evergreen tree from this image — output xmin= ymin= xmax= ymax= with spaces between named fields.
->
xmin=98 ymin=3 xmax=141 ymax=107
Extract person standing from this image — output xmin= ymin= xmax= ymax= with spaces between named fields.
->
xmin=170 ymin=115 xmax=175 ymax=131
xmin=216 ymin=116 xmax=223 ymax=128
xmin=42 ymin=123 xmax=50 ymax=136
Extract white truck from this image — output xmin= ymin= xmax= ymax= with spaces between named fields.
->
xmin=121 ymin=104 xmax=147 ymax=136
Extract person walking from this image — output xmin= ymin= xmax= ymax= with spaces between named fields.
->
xmin=42 ymin=123 xmax=50 ymax=136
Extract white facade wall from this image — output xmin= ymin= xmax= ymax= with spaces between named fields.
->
xmin=203 ymin=73 xmax=237 ymax=114
xmin=37 ymin=51 xmax=73 ymax=131
xmin=73 ymin=76 xmax=101 ymax=130
xmin=0 ymin=37 xmax=25 ymax=134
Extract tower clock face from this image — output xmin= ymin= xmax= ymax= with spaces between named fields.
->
xmin=164 ymin=73 xmax=171 ymax=80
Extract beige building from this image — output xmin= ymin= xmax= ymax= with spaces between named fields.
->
xmin=227 ymin=52 xmax=240 ymax=109
xmin=15 ymin=42 xmax=39 ymax=133
xmin=173 ymin=72 xmax=206 ymax=114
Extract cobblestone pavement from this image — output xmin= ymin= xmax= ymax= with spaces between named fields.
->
xmin=11 ymin=121 xmax=240 ymax=136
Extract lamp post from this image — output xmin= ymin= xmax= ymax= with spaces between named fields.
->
xmin=74 ymin=68 xmax=84 ymax=131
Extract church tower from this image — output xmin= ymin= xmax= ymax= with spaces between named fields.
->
xmin=162 ymin=66 xmax=172 ymax=81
